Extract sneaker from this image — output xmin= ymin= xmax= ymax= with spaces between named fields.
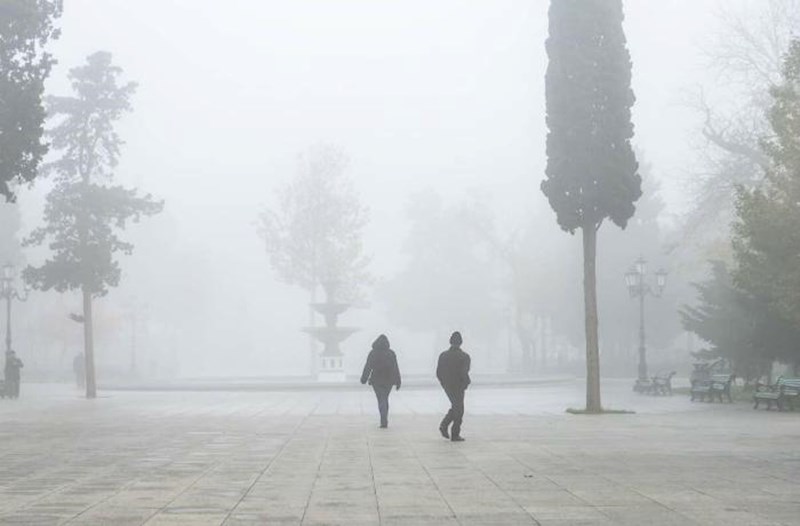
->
xmin=439 ymin=423 xmax=450 ymax=439
xmin=379 ymin=423 xmax=388 ymax=429
xmin=451 ymin=436 xmax=465 ymax=442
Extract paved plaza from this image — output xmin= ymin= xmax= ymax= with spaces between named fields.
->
xmin=0 ymin=380 xmax=798 ymax=525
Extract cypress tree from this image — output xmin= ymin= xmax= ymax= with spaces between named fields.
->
xmin=542 ymin=0 xmax=641 ymax=412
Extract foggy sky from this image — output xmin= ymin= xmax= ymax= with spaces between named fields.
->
xmin=16 ymin=0 xmax=735 ymax=376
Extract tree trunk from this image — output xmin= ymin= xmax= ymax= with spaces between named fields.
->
xmin=515 ymin=323 xmax=532 ymax=373
xmin=582 ymin=225 xmax=602 ymax=412
xmin=519 ymin=334 xmax=533 ymax=373
xmin=308 ymin=287 xmax=318 ymax=378
xmin=541 ymin=317 xmax=550 ymax=372
xmin=83 ymin=287 xmax=96 ymax=399
xmin=514 ymin=308 xmax=536 ymax=374
xmin=506 ymin=309 xmax=514 ymax=372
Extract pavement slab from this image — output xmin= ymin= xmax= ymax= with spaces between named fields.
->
xmin=0 ymin=380 xmax=798 ymax=525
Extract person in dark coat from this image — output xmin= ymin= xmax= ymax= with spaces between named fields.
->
xmin=4 ymin=350 xmax=23 ymax=399
xmin=360 ymin=334 xmax=401 ymax=428
xmin=436 ymin=331 xmax=471 ymax=441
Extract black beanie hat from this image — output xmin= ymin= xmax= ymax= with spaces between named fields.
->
xmin=449 ymin=331 xmax=463 ymax=346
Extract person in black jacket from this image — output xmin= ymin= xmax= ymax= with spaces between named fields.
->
xmin=436 ymin=331 xmax=471 ymax=441
xmin=4 ymin=350 xmax=24 ymax=399
xmin=360 ymin=334 xmax=401 ymax=428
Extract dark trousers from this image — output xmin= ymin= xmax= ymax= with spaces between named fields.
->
xmin=372 ymin=384 xmax=392 ymax=426
xmin=441 ymin=387 xmax=465 ymax=437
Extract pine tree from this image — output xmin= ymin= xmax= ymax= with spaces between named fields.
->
xmin=0 ymin=0 xmax=62 ymax=200
xmin=541 ymin=0 xmax=641 ymax=412
xmin=732 ymin=40 xmax=800 ymax=371
xmin=24 ymin=52 xmax=163 ymax=398
xmin=682 ymin=261 xmax=800 ymax=380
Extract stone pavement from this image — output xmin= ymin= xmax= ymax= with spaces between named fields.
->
xmin=0 ymin=380 xmax=798 ymax=525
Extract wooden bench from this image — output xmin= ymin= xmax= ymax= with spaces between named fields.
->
xmin=691 ymin=373 xmax=734 ymax=403
xmin=753 ymin=377 xmax=800 ymax=411
xmin=651 ymin=371 xmax=676 ymax=396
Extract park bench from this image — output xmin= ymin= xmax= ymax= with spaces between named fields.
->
xmin=650 ymin=371 xmax=676 ymax=396
xmin=633 ymin=377 xmax=653 ymax=393
xmin=691 ymin=373 xmax=734 ymax=403
xmin=753 ymin=377 xmax=800 ymax=411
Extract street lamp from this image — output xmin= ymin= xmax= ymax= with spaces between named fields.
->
xmin=1 ymin=263 xmax=29 ymax=354
xmin=625 ymin=257 xmax=667 ymax=392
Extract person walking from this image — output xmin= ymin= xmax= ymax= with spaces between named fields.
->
xmin=360 ymin=334 xmax=401 ymax=428
xmin=437 ymin=331 xmax=471 ymax=442
xmin=4 ymin=350 xmax=24 ymax=399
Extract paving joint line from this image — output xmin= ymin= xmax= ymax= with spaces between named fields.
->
xmin=365 ymin=425 xmax=383 ymax=526
xmin=402 ymin=426 xmax=462 ymax=525
xmin=469 ymin=450 xmax=541 ymax=525
xmin=298 ymin=425 xmax=330 ymax=525
xmin=220 ymin=413 xmax=311 ymax=525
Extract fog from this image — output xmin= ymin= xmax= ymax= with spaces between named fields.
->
xmin=7 ymin=4 xmax=800 ymax=522
xmin=5 ymin=0 xmax=757 ymax=381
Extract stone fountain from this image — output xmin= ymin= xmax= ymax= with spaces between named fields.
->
xmin=302 ymin=285 xmax=357 ymax=382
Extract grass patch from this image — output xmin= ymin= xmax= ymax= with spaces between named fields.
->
xmin=565 ymin=407 xmax=635 ymax=415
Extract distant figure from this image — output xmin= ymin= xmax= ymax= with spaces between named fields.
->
xmin=360 ymin=334 xmax=401 ymax=428
xmin=4 ymin=350 xmax=24 ymax=399
xmin=437 ymin=331 xmax=471 ymax=442
xmin=73 ymin=352 xmax=85 ymax=389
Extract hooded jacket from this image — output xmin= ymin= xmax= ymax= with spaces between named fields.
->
xmin=360 ymin=335 xmax=401 ymax=388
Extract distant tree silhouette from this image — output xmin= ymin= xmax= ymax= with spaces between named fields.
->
xmin=381 ymin=191 xmax=502 ymax=357
xmin=259 ymin=145 xmax=371 ymax=303
xmin=258 ymin=145 xmax=371 ymax=374
xmin=683 ymin=0 xmax=799 ymax=251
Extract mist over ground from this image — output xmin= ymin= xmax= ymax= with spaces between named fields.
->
xmin=2 ymin=0 xmax=777 ymax=381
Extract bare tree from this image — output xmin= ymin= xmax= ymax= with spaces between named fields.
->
xmin=682 ymin=0 xmax=800 ymax=249
xmin=258 ymin=145 xmax=371 ymax=374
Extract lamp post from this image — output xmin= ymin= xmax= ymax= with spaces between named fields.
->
xmin=505 ymin=305 xmax=514 ymax=373
xmin=1 ymin=263 xmax=29 ymax=354
xmin=625 ymin=257 xmax=666 ymax=391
